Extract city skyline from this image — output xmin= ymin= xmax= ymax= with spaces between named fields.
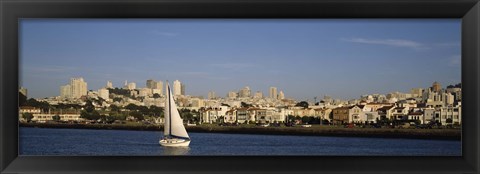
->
xmin=20 ymin=19 xmax=461 ymax=100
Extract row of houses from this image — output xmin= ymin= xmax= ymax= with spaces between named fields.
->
xmin=199 ymin=102 xmax=462 ymax=125
xmin=19 ymin=106 xmax=82 ymax=122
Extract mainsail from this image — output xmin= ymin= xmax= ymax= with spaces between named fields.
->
xmin=164 ymin=82 xmax=190 ymax=139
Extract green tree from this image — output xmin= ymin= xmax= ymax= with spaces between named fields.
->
xmin=295 ymin=101 xmax=309 ymax=108
xmin=241 ymin=102 xmax=252 ymax=108
xmin=84 ymin=100 xmax=95 ymax=113
xmin=80 ymin=110 xmax=101 ymax=121
xmin=125 ymin=103 xmax=139 ymax=111
xmin=22 ymin=113 xmax=34 ymax=122
xmin=152 ymin=93 xmax=161 ymax=98
xmin=52 ymin=115 xmax=61 ymax=122
xmin=110 ymin=105 xmax=121 ymax=112
xmin=129 ymin=111 xmax=144 ymax=120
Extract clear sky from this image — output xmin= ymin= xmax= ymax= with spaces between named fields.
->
xmin=20 ymin=19 xmax=461 ymax=101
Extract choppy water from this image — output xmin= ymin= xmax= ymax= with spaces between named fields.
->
xmin=19 ymin=127 xmax=461 ymax=156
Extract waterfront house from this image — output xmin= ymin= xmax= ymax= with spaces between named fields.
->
xmin=377 ymin=105 xmax=395 ymax=120
xmin=314 ymin=108 xmax=332 ymax=122
xmin=392 ymin=106 xmax=409 ymax=120
xmin=224 ymin=109 xmax=237 ymax=123
xmin=236 ymin=108 xmax=249 ymax=123
xmin=332 ymin=105 xmax=362 ymax=124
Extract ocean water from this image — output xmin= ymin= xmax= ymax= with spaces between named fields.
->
xmin=19 ymin=127 xmax=461 ymax=156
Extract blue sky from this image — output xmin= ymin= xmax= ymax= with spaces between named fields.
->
xmin=20 ymin=19 xmax=461 ymax=101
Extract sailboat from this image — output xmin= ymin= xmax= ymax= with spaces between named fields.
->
xmin=159 ymin=82 xmax=191 ymax=147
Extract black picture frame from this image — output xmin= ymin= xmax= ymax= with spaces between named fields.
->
xmin=1 ymin=0 xmax=479 ymax=173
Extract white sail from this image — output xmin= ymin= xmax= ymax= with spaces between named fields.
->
xmin=164 ymin=82 xmax=190 ymax=139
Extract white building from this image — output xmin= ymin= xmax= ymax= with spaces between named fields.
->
xmin=60 ymin=77 xmax=87 ymax=99
xmin=173 ymin=80 xmax=182 ymax=96
xmin=106 ymin=81 xmax=113 ymax=89
xmin=98 ymin=88 xmax=109 ymax=100
xmin=278 ymin=91 xmax=285 ymax=100
xmin=127 ymin=82 xmax=136 ymax=90
xmin=269 ymin=87 xmax=277 ymax=99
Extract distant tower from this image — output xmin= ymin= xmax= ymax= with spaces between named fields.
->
xmin=278 ymin=91 xmax=285 ymax=100
xmin=181 ymin=84 xmax=186 ymax=95
xmin=173 ymin=80 xmax=181 ymax=95
xmin=106 ymin=81 xmax=113 ymax=89
xmin=208 ymin=91 xmax=216 ymax=99
xmin=254 ymin=91 xmax=263 ymax=99
xmin=432 ymin=81 xmax=442 ymax=92
xmin=269 ymin=87 xmax=278 ymax=99
xmin=146 ymin=79 xmax=156 ymax=89
xmin=60 ymin=77 xmax=87 ymax=99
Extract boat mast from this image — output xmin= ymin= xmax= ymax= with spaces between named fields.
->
xmin=168 ymin=82 xmax=172 ymax=138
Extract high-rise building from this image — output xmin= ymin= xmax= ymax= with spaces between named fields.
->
xmin=269 ymin=87 xmax=278 ymax=99
xmin=181 ymin=84 xmax=186 ymax=95
xmin=146 ymin=79 xmax=156 ymax=89
xmin=239 ymin=86 xmax=251 ymax=98
xmin=208 ymin=91 xmax=216 ymax=99
xmin=432 ymin=81 xmax=442 ymax=92
xmin=278 ymin=91 xmax=285 ymax=100
xmin=106 ymin=81 xmax=113 ymax=89
xmin=60 ymin=84 xmax=71 ymax=98
xmin=254 ymin=91 xmax=263 ymax=99
xmin=60 ymin=77 xmax=87 ymax=99
xmin=98 ymin=88 xmax=109 ymax=100
xmin=70 ymin=78 xmax=88 ymax=98
xmin=173 ymin=80 xmax=181 ymax=95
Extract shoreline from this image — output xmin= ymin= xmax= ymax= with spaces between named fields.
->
xmin=19 ymin=123 xmax=461 ymax=141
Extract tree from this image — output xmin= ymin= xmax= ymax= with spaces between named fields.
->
xmin=129 ymin=111 xmax=144 ymax=121
xmin=84 ymin=100 xmax=95 ymax=113
xmin=125 ymin=103 xmax=139 ymax=111
xmin=52 ymin=115 xmax=61 ymax=122
xmin=241 ymin=102 xmax=252 ymax=108
xmin=80 ymin=110 xmax=101 ymax=121
xmin=295 ymin=101 xmax=309 ymax=108
xmin=113 ymin=97 xmax=123 ymax=102
xmin=22 ymin=113 xmax=34 ymax=122
xmin=149 ymin=106 xmax=163 ymax=117
xmin=110 ymin=105 xmax=121 ymax=112
xmin=19 ymin=92 xmax=27 ymax=106
xmin=152 ymin=93 xmax=161 ymax=98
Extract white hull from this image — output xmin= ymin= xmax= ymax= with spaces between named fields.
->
xmin=159 ymin=139 xmax=191 ymax=147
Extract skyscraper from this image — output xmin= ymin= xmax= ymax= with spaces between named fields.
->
xmin=278 ymin=91 xmax=285 ymax=100
xmin=181 ymin=84 xmax=186 ymax=95
xmin=239 ymin=86 xmax=251 ymax=98
xmin=70 ymin=77 xmax=88 ymax=99
xmin=208 ymin=91 xmax=216 ymax=99
xmin=173 ymin=80 xmax=181 ymax=95
xmin=269 ymin=87 xmax=278 ymax=99
xmin=147 ymin=79 xmax=161 ymax=89
xmin=60 ymin=77 xmax=87 ymax=99
xmin=60 ymin=84 xmax=71 ymax=98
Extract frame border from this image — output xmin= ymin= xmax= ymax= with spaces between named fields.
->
xmin=1 ymin=0 xmax=479 ymax=174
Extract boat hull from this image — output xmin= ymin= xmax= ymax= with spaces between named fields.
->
xmin=159 ymin=138 xmax=191 ymax=147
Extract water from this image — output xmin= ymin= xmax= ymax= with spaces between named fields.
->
xmin=19 ymin=127 xmax=461 ymax=156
